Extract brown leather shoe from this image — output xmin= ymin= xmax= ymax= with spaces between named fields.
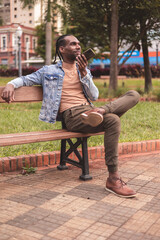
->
xmin=80 ymin=109 xmax=104 ymax=127
xmin=105 ymin=177 xmax=136 ymax=198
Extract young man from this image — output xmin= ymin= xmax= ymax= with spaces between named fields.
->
xmin=1 ymin=34 xmax=140 ymax=198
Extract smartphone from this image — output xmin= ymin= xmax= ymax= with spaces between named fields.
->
xmin=83 ymin=48 xmax=95 ymax=60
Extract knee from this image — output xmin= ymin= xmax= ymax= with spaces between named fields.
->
xmin=127 ymin=90 xmax=140 ymax=104
xmin=104 ymin=114 xmax=121 ymax=132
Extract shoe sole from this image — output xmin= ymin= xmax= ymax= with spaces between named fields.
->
xmin=105 ymin=187 xmax=136 ymax=198
xmin=80 ymin=112 xmax=103 ymax=127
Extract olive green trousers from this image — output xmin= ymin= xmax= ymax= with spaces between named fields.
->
xmin=63 ymin=90 xmax=140 ymax=173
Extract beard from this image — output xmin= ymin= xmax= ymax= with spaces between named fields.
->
xmin=68 ymin=53 xmax=77 ymax=61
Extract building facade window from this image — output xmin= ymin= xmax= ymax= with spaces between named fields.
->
xmin=32 ymin=38 xmax=37 ymax=50
xmin=25 ymin=36 xmax=30 ymax=49
xmin=4 ymin=3 xmax=10 ymax=7
xmin=14 ymin=15 xmax=17 ymax=18
xmin=1 ymin=35 xmax=7 ymax=51
xmin=12 ymin=33 xmax=17 ymax=50
xmin=29 ymin=13 xmax=32 ymax=16
xmin=1 ymin=59 xmax=8 ymax=65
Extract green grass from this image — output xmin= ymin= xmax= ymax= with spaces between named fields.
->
xmin=1 ymin=77 xmax=160 ymax=98
xmin=94 ymin=78 xmax=160 ymax=98
xmin=0 ymin=77 xmax=13 ymax=85
xmin=0 ymin=76 xmax=160 ymax=157
xmin=0 ymin=101 xmax=160 ymax=157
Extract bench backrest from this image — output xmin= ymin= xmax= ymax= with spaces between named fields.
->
xmin=0 ymin=86 xmax=43 ymax=103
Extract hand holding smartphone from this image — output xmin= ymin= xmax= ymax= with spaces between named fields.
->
xmin=83 ymin=48 xmax=95 ymax=60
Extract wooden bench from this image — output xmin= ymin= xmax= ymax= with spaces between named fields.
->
xmin=0 ymin=86 xmax=104 ymax=180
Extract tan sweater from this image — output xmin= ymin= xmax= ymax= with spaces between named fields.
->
xmin=59 ymin=62 xmax=89 ymax=113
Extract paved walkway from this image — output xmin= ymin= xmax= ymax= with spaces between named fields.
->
xmin=0 ymin=152 xmax=160 ymax=240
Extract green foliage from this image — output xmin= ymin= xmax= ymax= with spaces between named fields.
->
xmin=35 ymin=24 xmax=55 ymax=60
xmin=35 ymin=24 xmax=46 ymax=60
xmin=64 ymin=0 xmax=110 ymax=52
xmin=62 ymin=0 xmax=160 ymax=64
xmin=153 ymin=89 xmax=160 ymax=101
xmin=22 ymin=165 xmax=37 ymax=174
xmin=19 ymin=0 xmax=37 ymax=8
xmin=0 ymin=17 xmax=2 ymax=26
xmin=135 ymin=87 xmax=144 ymax=96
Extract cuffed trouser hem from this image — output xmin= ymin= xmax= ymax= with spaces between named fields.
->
xmin=107 ymin=164 xmax=118 ymax=173
xmin=100 ymin=106 xmax=110 ymax=114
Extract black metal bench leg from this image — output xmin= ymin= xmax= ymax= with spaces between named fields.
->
xmin=57 ymin=139 xmax=68 ymax=170
xmin=79 ymin=137 xmax=92 ymax=181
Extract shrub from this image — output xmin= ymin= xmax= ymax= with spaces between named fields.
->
xmin=0 ymin=67 xmax=38 ymax=77
xmin=151 ymin=65 xmax=160 ymax=78
xmin=153 ymin=89 xmax=160 ymax=101
xmin=91 ymin=67 xmax=109 ymax=78
xmin=91 ymin=64 xmax=160 ymax=78
xmin=136 ymin=87 xmax=144 ymax=95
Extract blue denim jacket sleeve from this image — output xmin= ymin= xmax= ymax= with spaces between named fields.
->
xmin=8 ymin=67 xmax=45 ymax=88
xmin=80 ymin=68 xmax=99 ymax=101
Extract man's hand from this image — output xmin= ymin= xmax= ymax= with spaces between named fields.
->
xmin=1 ymin=84 xmax=15 ymax=103
xmin=76 ymin=54 xmax=88 ymax=78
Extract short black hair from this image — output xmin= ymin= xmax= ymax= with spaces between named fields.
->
xmin=53 ymin=34 xmax=72 ymax=63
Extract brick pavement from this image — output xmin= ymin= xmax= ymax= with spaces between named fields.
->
xmin=0 ymin=152 xmax=160 ymax=240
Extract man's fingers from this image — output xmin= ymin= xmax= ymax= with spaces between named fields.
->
xmin=11 ymin=92 xmax=15 ymax=102
xmin=81 ymin=54 xmax=87 ymax=63
xmin=1 ymin=84 xmax=15 ymax=103
xmin=76 ymin=55 xmax=88 ymax=68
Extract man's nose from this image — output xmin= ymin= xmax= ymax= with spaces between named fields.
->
xmin=76 ymin=44 xmax=81 ymax=49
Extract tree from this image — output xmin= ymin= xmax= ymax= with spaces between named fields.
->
xmin=56 ymin=0 xmax=70 ymax=34
xmin=109 ymin=0 xmax=118 ymax=90
xmin=119 ymin=0 xmax=160 ymax=92
xmin=137 ymin=0 xmax=160 ymax=92
xmin=35 ymin=23 xmax=55 ymax=60
xmin=45 ymin=0 xmax=52 ymax=65
xmin=35 ymin=24 xmax=45 ymax=59
xmin=63 ymin=0 xmax=139 ymax=90
xmin=65 ymin=0 xmax=160 ymax=92
xmin=64 ymin=0 xmax=110 ymax=52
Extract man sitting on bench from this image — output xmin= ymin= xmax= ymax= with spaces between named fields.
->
xmin=1 ymin=34 xmax=140 ymax=198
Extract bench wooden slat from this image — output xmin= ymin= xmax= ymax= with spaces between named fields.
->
xmin=0 ymin=86 xmax=43 ymax=103
xmin=0 ymin=129 xmax=66 ymax=138
xmin=0 ymin=130 xmax=104 ymax=146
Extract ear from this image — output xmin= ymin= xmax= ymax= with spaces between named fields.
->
xmin=59 ymin=46 xmax=64 ymax=54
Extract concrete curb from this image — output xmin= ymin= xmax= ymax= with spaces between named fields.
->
xmin=0 ymin=139 xmax=160 ymax=173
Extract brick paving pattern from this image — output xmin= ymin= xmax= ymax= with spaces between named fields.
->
xmin=0 ymin=152 xmax=160 ymax=240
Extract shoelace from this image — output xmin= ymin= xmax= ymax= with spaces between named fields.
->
xmin=118 ymin=178 xmax=127 ymax=186
xmin=111 ymin=177 xmax=127 ymax=186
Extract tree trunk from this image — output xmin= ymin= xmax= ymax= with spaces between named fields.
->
xmin=140 ymin=21 xmax=152 ymax=92
xmin=109 ymin=0 xmax=118 ymax=91
xmin=45 ymin=0 xmax=52 ymax=65
xmin=45 ymin=22 xmax=52 ymax=65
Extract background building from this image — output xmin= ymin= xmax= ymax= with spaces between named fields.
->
xmin=0 ymin=0 xmax=62 ymax=31
xmin=0 ymin=0 xmax=46 ymax=28
xmin=0 ymin=23 xmax=37 ymax=67
xmin=0 ymin=0 xmax=63 ymax=67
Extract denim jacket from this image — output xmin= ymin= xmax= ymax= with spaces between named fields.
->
xmin=8 ymin=61 xmax=99 ymax=124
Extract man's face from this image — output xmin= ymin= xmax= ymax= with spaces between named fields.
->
xmin=59 ymin=35 xmax=81 ymax=62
